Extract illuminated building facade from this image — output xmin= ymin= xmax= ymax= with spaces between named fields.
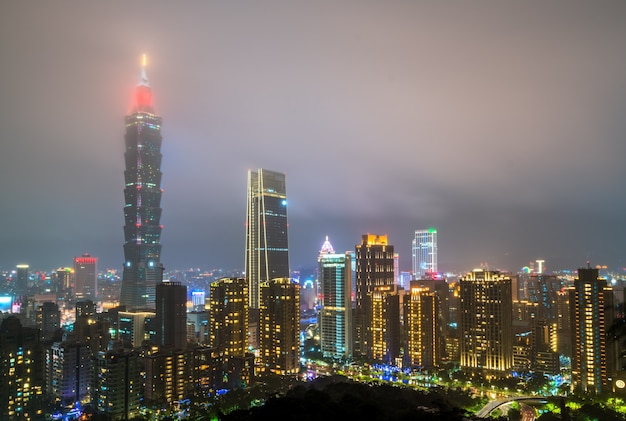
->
xmin=410 ymin=278 xmax=450 ymax=351
xmin=208 ymin=278 xmax=254 ymax=389
xmin=118 ymin=311 xmax=155 ymax=348
xmin=524 ymin=273 xmax=562 ymax=321
xmin=143 ymin=345 xmax=187 ymax=407
xmin=15 ymin=264 xmax=29 ymax=297
xmin=556 ymin=288 xmax=572 ymax=356
xmin=354 ymin=234 xmax=395 ymax=357
xmin=155 ymin=281 xmax=187 ymax=350
xmin=245 ymin=169 xmax=289 ymax=310
xmin=120 ymin=56 xmax=164 ymax=311
xmin=209 ymin=277 xmax=249 ymax=357
xmin=191 ymin=290 xmax=206 ymax=311
xmin=367 ymin=284 xmax=401 ymax=364
xmin=0 ymin=316 xmax=44 ymax=420
xmin=318 ymin=237 xmax=353 ymax=360
xmin=459 ymin=270 xmax=513 ymax=374
xmin=412 ymin=228 xmax=437 ymax=280
xmin=258 ymin=278 xmax=299 ymax=375
xmin=404 ymin=286 xmax=440 ymax=369
xmin=73 ymin=253 xmax=97 ymax=300
xmin=54 ymin=267 xmax=73 ymax=294
xmin=570 ymin=266 xmax=615 ymax=394
xmin=45 ymin=338 xmax=92 ymax=408
xmin=37 ymin=301 xmax=61 ymax=342
xmin=93 ymin=345 xmax=143 ymax=421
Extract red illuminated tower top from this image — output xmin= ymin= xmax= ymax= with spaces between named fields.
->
xmin=133 ymin=54 xmax=155 ymax=114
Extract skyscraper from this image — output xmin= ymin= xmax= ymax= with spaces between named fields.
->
xmin=459 ymin=270 xmax=513 ymax=374
xmin=570 ymin=265 xmax=615 ymax=394
xmin=209 ymin=277 xmax=249 ymax=357
xmin=73 ymin=253 xmax=97 ymax=300
xmin=155 ymin=281 xmax=187 ymax=350
xmin=404 ymin=286 xmax=440 ymax=369
xmin=93 ymin=344 xmax=143 ymax=421
xmin=244 ymin=169 xmax=289 ymax=310
xmin=354 ymin=234 xmax=395 ymax=357
xmin=15 ymin=264 xmax=29 ymax=297
xmin=368 ymin=284 xmax=401 ymax=364
xmin=258 ymin=278 xmax=300 ymax=375
xmin=318 ymin=237 xmax=353 ymax=360
xmin=412 ymin=228 xmax=437 ymax=280
xmin=45 ymin=337 xmax=92 ymax=408
xmin=0 ymin=316 xmax=44 ymax=420
xmin=120 ymin=55 xmax=164 ymax=311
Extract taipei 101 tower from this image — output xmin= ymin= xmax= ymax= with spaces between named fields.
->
xmin=120 ymin=55 xmax=164 ymax=311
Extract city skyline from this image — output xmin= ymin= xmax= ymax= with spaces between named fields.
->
xmin=1 ymin=2 xmax=625 ymax=274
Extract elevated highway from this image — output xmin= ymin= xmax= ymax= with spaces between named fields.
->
xmin=476 ymin=395 xmax=563 ymax=418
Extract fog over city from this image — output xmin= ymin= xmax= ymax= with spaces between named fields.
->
xmin=1 ymin=1 xmax=625 ymax=274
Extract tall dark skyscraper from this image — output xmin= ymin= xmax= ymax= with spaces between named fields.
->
xmin=120 ymin=56 xmax=164 ymax=311
xmin=244 ymin=169 xmax=289 ymax=310
xmin=155 ymin=281 xmax=187 ymax=350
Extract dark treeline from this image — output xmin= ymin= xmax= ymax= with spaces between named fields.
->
xmin=219 ymin=376 xmax=490 ymax=421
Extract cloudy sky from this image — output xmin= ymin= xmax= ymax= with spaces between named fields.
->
xmin=1 ymin=1 xmax=625 ymax=275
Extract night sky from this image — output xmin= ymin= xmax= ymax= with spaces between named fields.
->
xmin=1 ymin=1 xmax=625 ymax=275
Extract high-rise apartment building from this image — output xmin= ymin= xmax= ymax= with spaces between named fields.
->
xmin=570 ymin=265 xmax=616 ymax=394
xmin=404 ymin=286 xmax=440 ymax=369
xmin=73 ymin=253 xmax=97 ymax=300
xmin=120 ymin=56 xmax=164 ymax=311
xmin=245 ymin=169 xmax=289 ymax=311
xmin=318 ymin=237 xmax=353 ymax=360
xmin=412 ymin=228 xmax=437 ymax=280
xmin=459 ymin=270 xmax=513 ymax=374
xmin=92 ymin=344 xmax=143 ymax=421
xmin=143 ymin=345 xmax=188 ymax=407
xmin=45 ymin=337 xmax=92 ymax=408
xmin=155 ymin=281 xmax=187 ymax=350
xmin=258 ymin=278 xmax=300 ymax=375
xmin=37 ymin=301 xmax=61 ymax=342
xmin=367 ymin=284 xmax=401 ymax=364
xmin=0 ymin=316 xmax=44 ymax=420
xmin=209 ymin=277 xmax=249 ymax=357
xmin=208 ymin=277 xmax=254 ymax=389
xmin=354 ymin=234 xmax=395 ymax=357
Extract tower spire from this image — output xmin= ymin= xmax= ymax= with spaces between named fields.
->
xmin=133 ymin=53 xmax=154 ymax=113
xmin=139 ymin=53 xmax=149 ymax=87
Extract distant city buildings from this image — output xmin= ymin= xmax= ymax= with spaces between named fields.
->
xmin=2 ymin=53 xmax=626 ymax=420
xmin=412 ymin=228 xmax=437 ymax=280
xmin=15 ymin=264 xmax=29 ymax=297
xmin=73 ymin=253 xmax=97 ymax=301
xmin=119 ymin=57 xmax=164 ymax=311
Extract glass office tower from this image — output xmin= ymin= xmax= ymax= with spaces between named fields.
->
xmin=412 ymin=228 xmax=437 ymax=279
xmin=318 ymin=236 xmax=353 ymax=360
xmin=120 ymin=56 xmax=164 ymax=311
xmin=244 ymin=169 xmax=289 ymax=310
